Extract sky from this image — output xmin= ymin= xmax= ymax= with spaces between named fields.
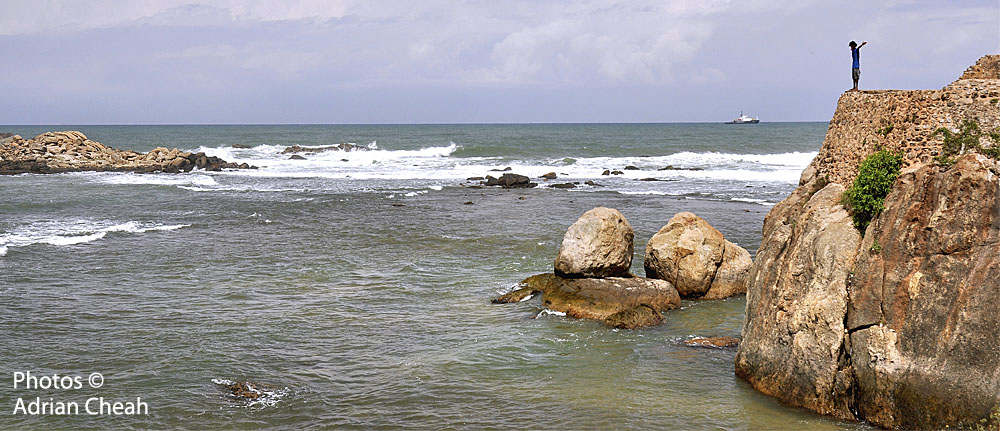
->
xmin=1 ymin=0 xmax=998 ymax=124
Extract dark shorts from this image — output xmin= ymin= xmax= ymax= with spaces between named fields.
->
xmin=853 ymin=68 xmax=860 ymax=80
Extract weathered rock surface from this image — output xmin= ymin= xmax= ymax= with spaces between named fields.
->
xmin=737 ymin=56 xmax=1000 ymax=429
xmin=683 ymin=336 xmax=740 ymax=349
xmin=604 ymin=305 xmax=663 ymax=329
xmin=644 ymin=212 xmax=751 ymax=299
xmin=735 ymin=178 xmax=861 ymax=420
xmin=554 ymin=207 xmax=634 ymax=278
xmin=498 ymin=273 xmax=680 ymax=328
xmin=844 ymin=154 xmax=1000 ymax=429
xmin=0 ymin=131 xmax=253 ymax=174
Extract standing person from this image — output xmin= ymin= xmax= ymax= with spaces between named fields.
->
xmin=850 ymin=40 xmax=867 ymax=91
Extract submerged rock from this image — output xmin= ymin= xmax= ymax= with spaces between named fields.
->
xmin=684 ymin=336 xmax=741 ymax=349
xmin=289 ymin=154 xmax=306 ymax=160
xmin=644 ymin=212 xmax=751 ymax=299
xmin=604 ymin=305 xmax=663 ymax=329
xmin=540 ymin=172 xmax=557 ymax=179
xmin=554 ymin=207 xmax=634 ymax=278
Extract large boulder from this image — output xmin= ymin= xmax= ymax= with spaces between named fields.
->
xmin=737 ymin=154 xmax=1000 ymax=428
xmin=845 ymin=154 xmax=1000 ymax=429
xmin=734 ymin=178 xmax=861 ymax=420
xmin=644 ymin=212 xmax=751 ymax=298
xmin=495 ymin=273 xmax=680 ymax=328
xmin=554 ymin=207 xmax=634 ymax=278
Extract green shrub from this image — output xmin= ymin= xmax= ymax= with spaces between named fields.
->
xmin=933 ymin=118 xmax=1000 ymax=164
xmin=844 ymin=149 xmax=903 ymax=232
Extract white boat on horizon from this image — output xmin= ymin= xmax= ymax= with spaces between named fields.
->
xmin=725 ymin=111 xmax=759 ymax=124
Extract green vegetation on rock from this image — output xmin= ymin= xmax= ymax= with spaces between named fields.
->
xmin=934 ymin=118 xmax=1000 ymax=167
xmin=843 ymin=149 xmax=903 ymax=232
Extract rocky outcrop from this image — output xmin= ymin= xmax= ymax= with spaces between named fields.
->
xmin=482 ymin=173 xmax=537 ymax=188
xmin=735 ymin=176 xmax=861 ymax=419
xmin=495 ymin=273 xmax=680 ymax=328
xmin=844 ymin=154 xmax=1000 ymax=429
xmin=495 ymin=207 xmax=682 ymax=329
xmin=737 ymin=56 xmax=1000 ymax=429
xmin=644 ymin=212 xmax=751 ymax=299
xmin=555 ymin=207 xmax=634 ymax=278
xmin=0 ymin=131 xmax=253 ymax=174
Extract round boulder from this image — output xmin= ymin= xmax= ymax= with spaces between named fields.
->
xmin=554 ymin=207 xmax=634 ymax=278
xmin=644 ymin=212 xmax=750 ymax=298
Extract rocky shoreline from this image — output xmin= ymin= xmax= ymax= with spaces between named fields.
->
xmin=736 ymin=55 xmax=1000 ymax=429
xmin=0 ymin=131 xmax=254 ymax=175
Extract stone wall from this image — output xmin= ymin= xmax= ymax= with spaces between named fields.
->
xmin=811 ymin=55 xmax=1000 ymax=187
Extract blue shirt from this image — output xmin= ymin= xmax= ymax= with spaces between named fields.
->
xmin=852 ymin=47 xmax=860 ymax=69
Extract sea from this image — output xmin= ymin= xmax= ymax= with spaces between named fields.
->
xmin=0 ymin=123 xmax=873 ymax=430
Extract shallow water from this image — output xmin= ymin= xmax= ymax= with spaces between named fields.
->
xmin=0 ymin=124 xmax=873 ymax=429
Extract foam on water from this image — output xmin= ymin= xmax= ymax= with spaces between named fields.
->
xmin=190 ymin=142 xmax=813 ymax=186
xmin=0 ymin=220 xmax=189 ymax=257
xmin=94 ymin=172 xmax=218 ymax=187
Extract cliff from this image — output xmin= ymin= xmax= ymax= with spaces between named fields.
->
xmin=736 ymin=55 xmax=1000 ymax=429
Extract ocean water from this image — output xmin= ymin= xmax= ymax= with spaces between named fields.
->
xmin=0 ymin=123 xmax=872 ymax=430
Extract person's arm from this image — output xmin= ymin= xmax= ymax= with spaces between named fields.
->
xmin=859 ymin=41 xmax=867 ymax=49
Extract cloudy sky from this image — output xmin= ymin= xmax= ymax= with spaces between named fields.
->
xmin=2 ymin=0 xmax=997 ymax=124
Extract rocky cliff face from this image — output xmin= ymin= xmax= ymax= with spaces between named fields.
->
xmin=737 ymin=55 xmax=1000 ymax=429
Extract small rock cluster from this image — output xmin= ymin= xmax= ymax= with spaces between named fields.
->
xmin=0 ymin=131 xmax=253 ymax=174
xmin=495 ymin=207 xmax=752 ymax=329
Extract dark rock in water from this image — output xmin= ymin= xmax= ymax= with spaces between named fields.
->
xmin=483 ymin=173 xmax=536 ymax=189
xmin=489 ymin=166 xmax=513 ymax=172
xmin=289 ymin=155 xmax=306 ymax=160
xmin=467 ymin=176 xmax=485 ymax=181
xmin=391 ymin=203 xmax=405 ymax=207
xmin=684 ymin=336 xmax=741 ymax=348
xmin=231 ymin=143 xmax=252 ymax=149
xmin=601 ymin=170 xmax=611 ymax=176
xmin=610 ymin=170 xmax=624 ymax=175
xmin=658 ymin=165 xmax=704 ymax=171
xmin=604 ymin=305 xmax=663 ymax=329
xmin=550 ymin=183 xmax=576 ymax=189
xmin=281 ymin=143 xmax=363 ymax=154
xmin=463 ymin=201 xmax=473 ymax=205
xmin=624 ymin=165 xmax=640 ymax=170
xmin=585 ymin=180 xmax=602 ymax=187
xmin=540 ymin=172 xmax=557 ymax=179
xmin=639 ymin=178 xmax=659 ymax=181
xmin=218 ymin=380 xmax=282 ymax=401
xmin=341 ymin=159 xmax=349 ymax=162
xmin=493 ymin=287 xmax=536 ymax=303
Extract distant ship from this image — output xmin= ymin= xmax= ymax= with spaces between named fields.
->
xmin=725 ymin=111 xmax=759 ymax=124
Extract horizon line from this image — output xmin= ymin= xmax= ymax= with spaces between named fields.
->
xmin=1 ymin=120 xmax=829 ymax=127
